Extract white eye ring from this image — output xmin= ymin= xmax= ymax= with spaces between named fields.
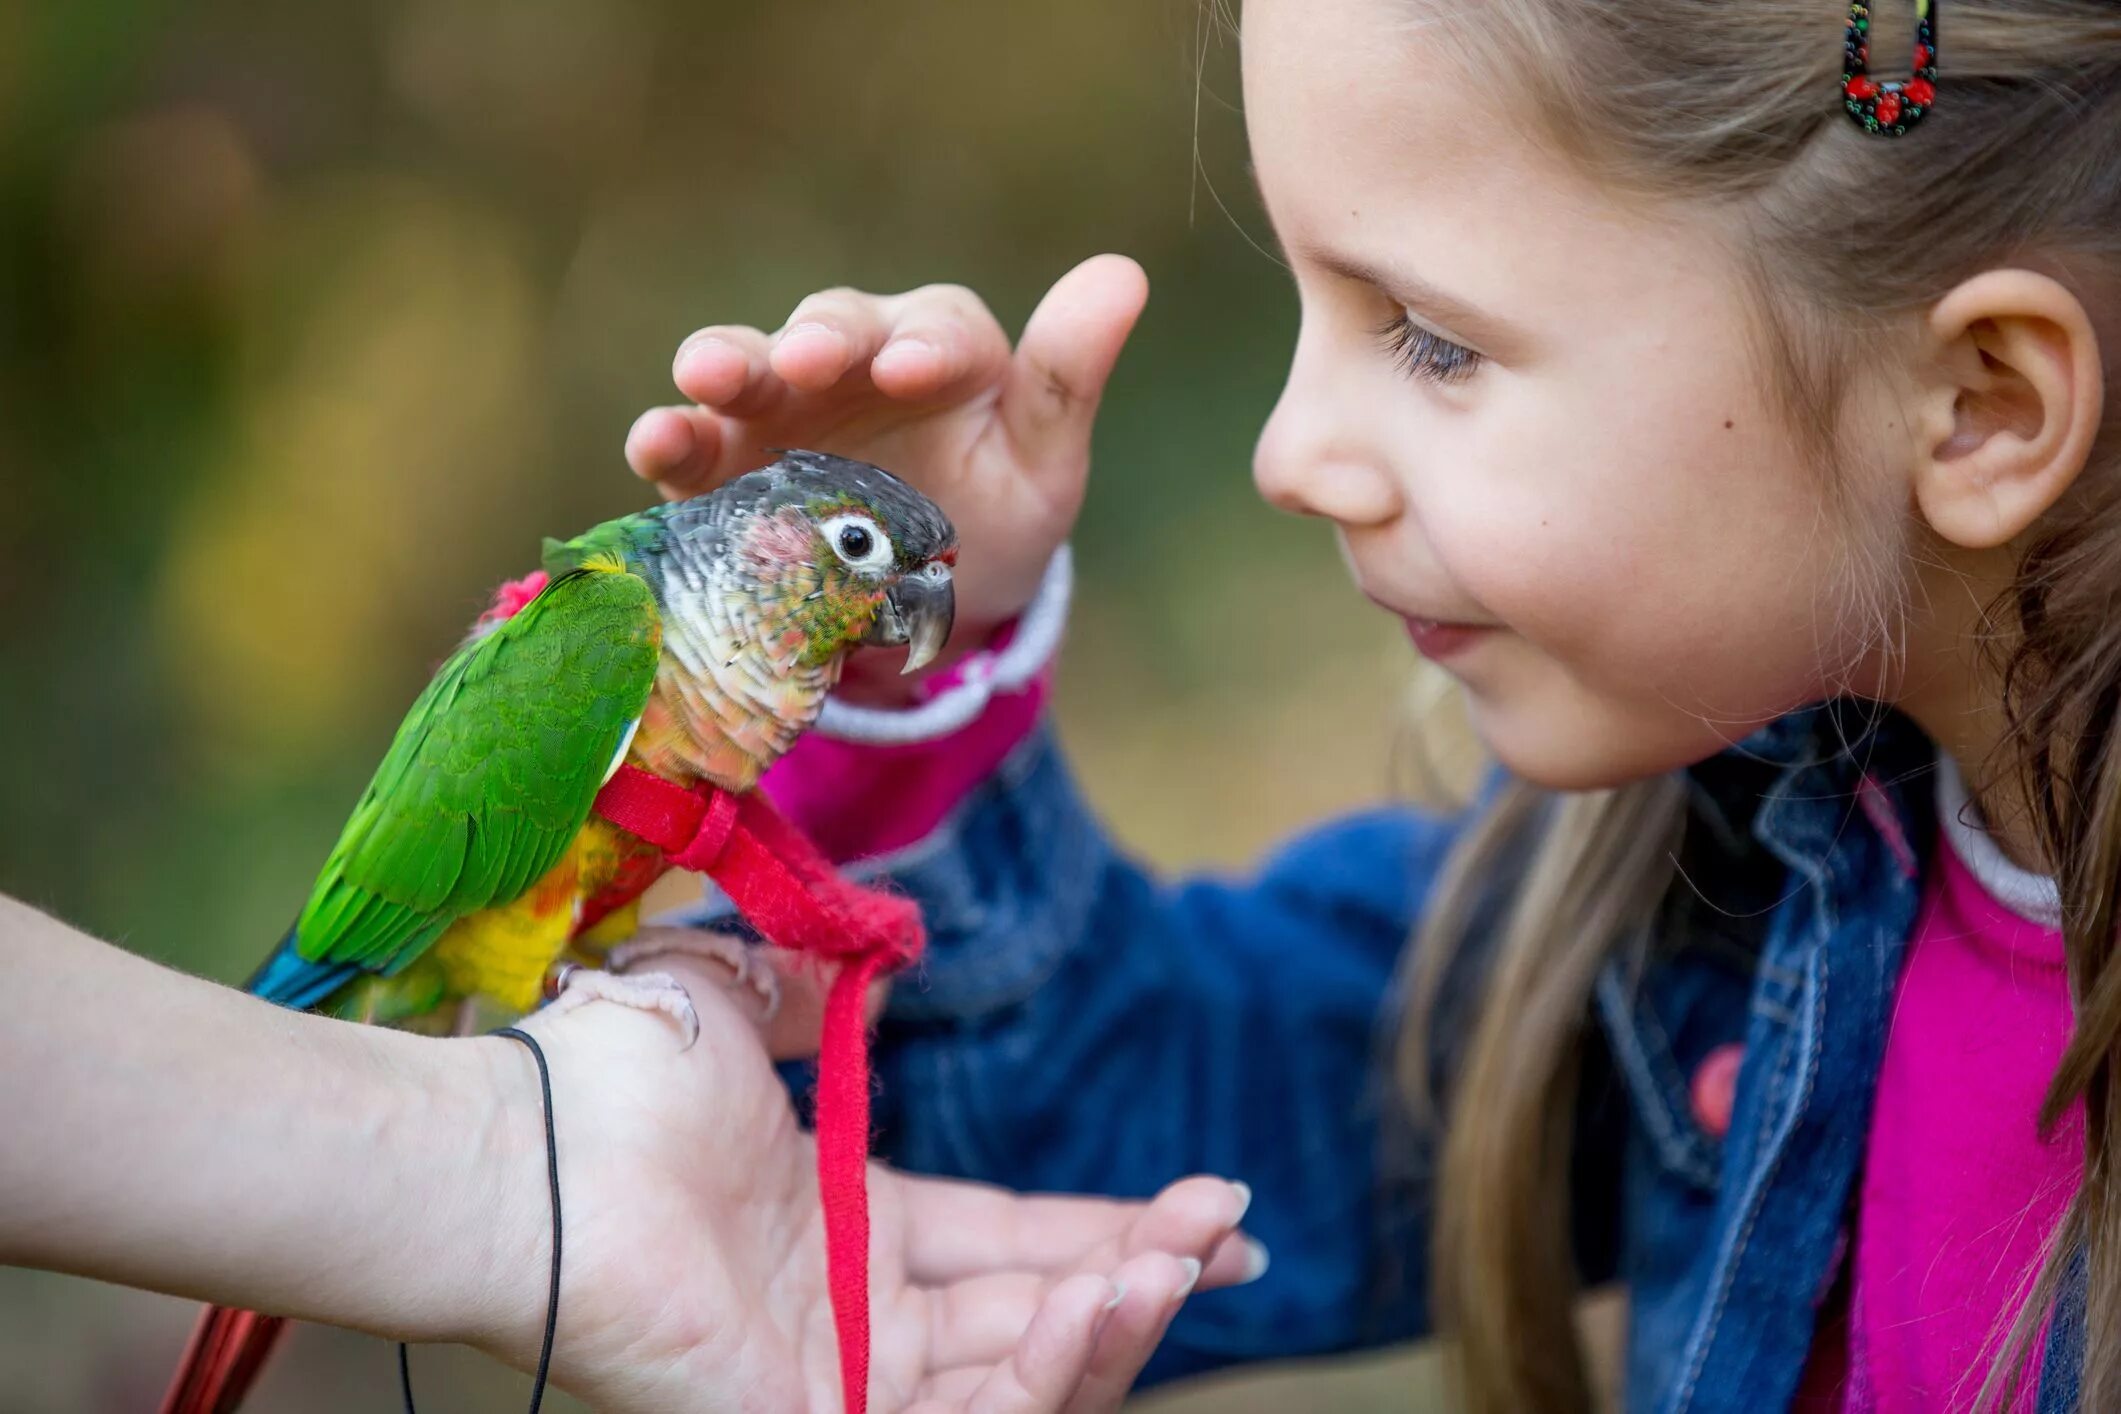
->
xmin=821 ymin=513 xmax=894 ymax=572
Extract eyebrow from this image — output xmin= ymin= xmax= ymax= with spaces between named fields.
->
xmin=1238 ymin=158 xmax=1527 ymax=347
xmin=1302 ymin=245 xmax=1518 ymax=352
xmin=1244 ymin=163 xmax=1519 ymax=353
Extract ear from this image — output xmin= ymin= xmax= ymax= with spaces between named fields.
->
xmin=1911 ymin=270 xmax=2106 ymax=550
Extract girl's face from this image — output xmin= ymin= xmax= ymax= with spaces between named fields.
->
xmin=1243 ymin=0 xmax=1909 ymax=790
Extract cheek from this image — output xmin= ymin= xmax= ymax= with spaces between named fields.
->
xmin=1420 ymin=362 xmax=1887 ymax=719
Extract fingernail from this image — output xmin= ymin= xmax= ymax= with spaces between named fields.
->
xmin=1102 ymin=1280 xmax=1129 ymax=1313
xmin=1235 ymin=1237 xmax=1272 ymax=1286
xmin=674 ymin=337 xmax=743 ymax=402
xmin=874 ymin=337 xmax=936 ymax=370
xmin=675 ymin=332 xmax=731 ymax=368
xmin=779 ymin=321 xmax=837 ymax=347
xmin=624 ymin=408 xmax=675 ymax=466
xmin=1227 ymin=1180 xmax=1253 ymax=1225
xmin=1174 ymin=1257 xmax=1203 ymax=1301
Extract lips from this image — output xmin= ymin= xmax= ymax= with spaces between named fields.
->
xmin=1357 ymin=586 xmax=1496 ymax=661
xmin=1402 ymin=616 xmax=1493 ymax=660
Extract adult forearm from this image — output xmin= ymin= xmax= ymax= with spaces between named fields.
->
xmin=0 ymin=894 xmax=542 ymax=1346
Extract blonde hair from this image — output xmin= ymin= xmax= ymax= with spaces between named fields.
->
xmin=1392 ymin=3 xmax=2121 ymax=1410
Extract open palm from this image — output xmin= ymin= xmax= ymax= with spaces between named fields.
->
xmin=495 ymin=948 xmax=1251 ymax=1413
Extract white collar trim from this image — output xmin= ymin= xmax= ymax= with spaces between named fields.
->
xmin=1933 ymin=753 xmax=2062 ymax=930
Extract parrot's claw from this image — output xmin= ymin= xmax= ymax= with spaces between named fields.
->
xmin=607 ymin=926 xmax=782 ymax=1023
xmin=544 ymin=965 xmax=701 ymax=1050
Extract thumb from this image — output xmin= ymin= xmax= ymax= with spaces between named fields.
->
xmin=759 ymin=949 xmax=892 ymax=1061
xmin=999 ymin=253 xmax=1150 ymax=475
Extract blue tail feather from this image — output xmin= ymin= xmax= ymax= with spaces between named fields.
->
xmin=245 ymin=928 xmax=359 ymax=1012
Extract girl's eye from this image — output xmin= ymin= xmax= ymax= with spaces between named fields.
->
xmin=1375 ymin=313 xmax=1482 ymax=385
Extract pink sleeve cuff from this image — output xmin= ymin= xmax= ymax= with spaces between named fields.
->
xmin=761 ymin=659 xmax=1051 ymax=864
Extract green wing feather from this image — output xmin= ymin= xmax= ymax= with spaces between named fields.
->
xmin=293 ymin=568 xmax=662 ymax=974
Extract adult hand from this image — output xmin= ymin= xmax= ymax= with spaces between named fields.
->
xmin=482 ymin=948 xmax=1258 ymax=1411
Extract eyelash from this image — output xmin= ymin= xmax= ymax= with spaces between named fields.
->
xmin=1375 ymin=313 xmax=1482 ymax=385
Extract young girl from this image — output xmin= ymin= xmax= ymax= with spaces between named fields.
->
xmin=626 ymin=0 xmax=2120 ymax=1408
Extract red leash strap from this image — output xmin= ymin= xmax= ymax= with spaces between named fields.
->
xmin=593 ymin=764 xmax=922 ymax=1414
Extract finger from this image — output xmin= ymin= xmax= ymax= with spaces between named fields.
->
xmin=924 ymin=1272 xmax=1049 ymax=1372
xmin=922 ymin=1224 xmax=1263 ymax=1374
xmin=956 ymin=1272 xmax=1115 ymax=1414
xmin=625 ymin=405 xmax=725 ymax=496
xmin=871 ymin=283 xmax=1013 ymax=402
xmin=672 ymin=326 xmax=781 ymax=419
xmin=770 ymin=287 xmax=893 ymax=393
xmin=897 ymin=1179 xmax=1136 ymax=1285
xmin=757 ymin=950 xmax=889 ymax=1061
xmin=899 ymin=1174 xmax=1246 ymax=1286
xmin=1197 ymin=1226 xmax=1273 ymax=1294
xmin=1065 ymin=1251 xmax=1198 ymax=1412
xmin=916 ymin=1255 xmax=1188 ymax=1413
xmin=919 ymin=1178 xmax=1260 ymax=1371
xmin=1113 ymin=1176 xmax=1249 ymax=1271
xmin=999 ymin=254 xmax=1149 ymax=471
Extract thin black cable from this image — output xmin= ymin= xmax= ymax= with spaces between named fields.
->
xmin=495 ymin=1025 xmax=563 ymax=1414
xmin=399 ymin=1026 xmax=561 ymax=1414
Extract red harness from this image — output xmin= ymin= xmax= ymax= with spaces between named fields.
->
xmin=592 ymin=763 xmax=922 ymax=1414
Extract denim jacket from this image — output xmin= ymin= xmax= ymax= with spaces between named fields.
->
xmin=676 ymin=704 xmax=2089 ymax=1411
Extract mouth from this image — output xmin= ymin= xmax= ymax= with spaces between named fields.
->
xmin=863 ymin=561 xmax=956 ymax=673
xmin=1400 ymin=617 xmax=1494 ymax=661
xmin=1358 ymin=590 xmax=1496 ymax=661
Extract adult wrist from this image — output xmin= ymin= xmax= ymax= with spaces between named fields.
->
xmin=380 ymin=1030 xmax=552 ymax=1354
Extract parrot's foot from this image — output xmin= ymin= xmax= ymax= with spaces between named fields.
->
xmin=607 ymin=927 xmax=781 ymax=1023
xmin=543 ymin=965 xmax=700 ymax=1050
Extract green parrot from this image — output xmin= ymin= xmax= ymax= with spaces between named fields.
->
xmin=161 ymin=449 xmax=957 ymax=1414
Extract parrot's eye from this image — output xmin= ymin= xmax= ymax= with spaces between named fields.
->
xmin=821 ymin=513 xmax=893 ymax=572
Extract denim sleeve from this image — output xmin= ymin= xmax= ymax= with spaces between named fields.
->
xmin=848 ymin=725 xmax=1475 ymax=1379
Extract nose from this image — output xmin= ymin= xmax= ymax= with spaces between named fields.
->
xmin=1253 ymin=386 xmax=1403 ymax=527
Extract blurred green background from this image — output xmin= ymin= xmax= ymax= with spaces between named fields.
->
xmin=0 ymin=0 xmax=1491 ymax=1408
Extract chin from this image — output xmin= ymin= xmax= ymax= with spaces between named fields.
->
xmin=1463 ymin=691 xmax=1733 ymax=794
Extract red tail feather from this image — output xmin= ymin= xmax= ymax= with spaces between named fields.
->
xmin=159 ymin=1306 xmax=289 ymax=1414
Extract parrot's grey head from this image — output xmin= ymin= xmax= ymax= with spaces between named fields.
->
xmin=663 ymin=449 xmax=958 ymax=674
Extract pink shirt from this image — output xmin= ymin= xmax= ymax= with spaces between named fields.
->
xmin=1798 ymin=758 xmax=2080 ymax=1410
xmin=760 ymin=651 xmax=1051 ymax=864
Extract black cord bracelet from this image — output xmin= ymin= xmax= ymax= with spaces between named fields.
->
xmin=400 ymin=1025 xmax=562 ymax=1414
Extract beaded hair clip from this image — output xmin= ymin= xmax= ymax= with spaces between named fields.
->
xmin=1842 ymin=0 xmax=1938 ymax=135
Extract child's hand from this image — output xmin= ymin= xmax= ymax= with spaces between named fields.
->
xmin=626 ymin=255 xmax=1148 ymax=703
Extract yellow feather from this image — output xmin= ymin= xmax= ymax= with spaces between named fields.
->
xmin=432 ymin=878 xmax=577 ymax=1014
xmin=428 ymin=814 xmax=662 ymax=1013
xmin=576 ymin=900 xmax=642 ymax=952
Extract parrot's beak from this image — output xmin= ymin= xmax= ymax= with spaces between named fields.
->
xmin=866 ymin=562 xmax=955 ymax=674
